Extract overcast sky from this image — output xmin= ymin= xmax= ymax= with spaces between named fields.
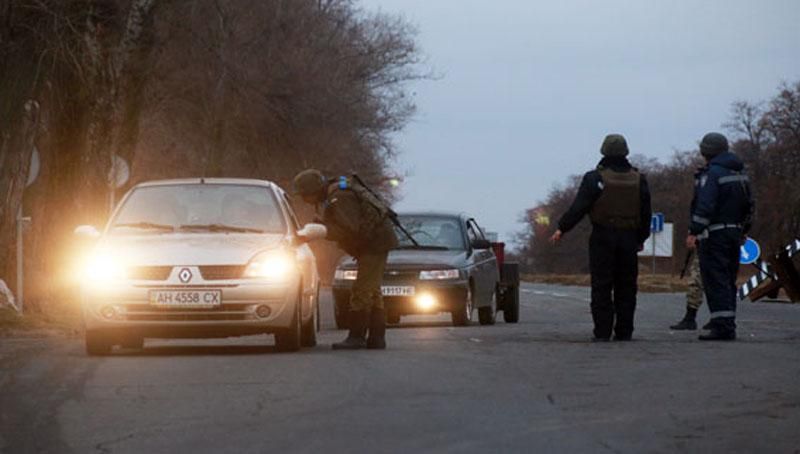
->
xmin=361 ymin=0 xmax=800 ymax=244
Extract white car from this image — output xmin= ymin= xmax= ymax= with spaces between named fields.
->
xmin=75 ymin=178 xmax=326 ymax=355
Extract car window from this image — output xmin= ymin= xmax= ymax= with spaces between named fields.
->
xmin=111 ymin=184 xmax=286 ymax=234
xmin=466 ymin=220 xmax=483 ymax=243
xmin=396 ymin=215 xmax=466 ymax=250
xmin=281 ymin=193 xmax=301 ymax=230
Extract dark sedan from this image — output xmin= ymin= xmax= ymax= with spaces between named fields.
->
xmin=333 ymin=212 xmax=508 ymax=327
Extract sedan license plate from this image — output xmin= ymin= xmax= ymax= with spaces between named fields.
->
xmin=149 ymin=290 xmax=222 ymax=308
xmin=382 ymin=286 xmax=415 ymax=297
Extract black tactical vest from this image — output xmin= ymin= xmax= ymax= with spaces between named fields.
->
xmin=590 ymin=167 xmax=641 ymax=229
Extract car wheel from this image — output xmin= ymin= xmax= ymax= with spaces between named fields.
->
xmin=85 ymin=330 xmax=113 ymax=356
xmin=301 ymin=289 xmax=318 ymax=347
xmin=502 ymin=285 xmax=520 ymax=323
xmin=478 ymin=289 xmax=497 ymax=326
xmin=451 ymin=284 xmax=474 ymax=326
xmin=387 ymin=312 xmax=401 ymax=325
xmin=334 ymin=294 xmax=348 ymax=330
xmin=120 ymin=334 xmax=144 ymax=350
xmin=275 ymin=299 xmax=302 ymax=352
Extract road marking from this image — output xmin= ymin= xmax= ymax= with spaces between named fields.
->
xmin=469 ymin=338 xmax=482 ymax=343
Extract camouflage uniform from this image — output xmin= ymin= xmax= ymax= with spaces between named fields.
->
xmin=686 ymin=253 xmax=704 ymax=310
xmin=293 ymin=170 xmax=397 ymax=349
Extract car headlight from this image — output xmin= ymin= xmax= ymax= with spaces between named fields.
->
xmin=82 ymin=252 xmax=127 ymax=284
xmin=334 ymin=269 xmax=358 ymax=281
xmin=244 ymin=249 xmax=296 ymax=280
xmin=419 ymin=269 xmax=460 ymax=280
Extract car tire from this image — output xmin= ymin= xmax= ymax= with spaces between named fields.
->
xmin=334 ymin=294 xmax=348 ymax=330
xmin=502 ymin=285 xmax=520 ymax=323
xmin=301 ymin=288 xmax=318 ymax=347
xmin=85 ymin=330 xmax=113 ymax=356
xmin=451 ymin=284 xmax=474 ymax=327
xmin=120 ymin=334 xmax=144 ymax=350
xmin=275 ymin=299 xmax=302 ymax=352
xmin=387 ymin=312 xmax=401 ymax=325
xmin=478 ymin=290 xmax=497 ymax=326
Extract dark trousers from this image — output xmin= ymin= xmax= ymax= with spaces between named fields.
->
xmin=589 ymin=225 xmax=640 ymax=339
xmin=698 ymin=229 xmax=741 ymax=333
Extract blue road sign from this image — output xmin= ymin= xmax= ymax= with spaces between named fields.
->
xmin=650 ymin=213 xmax=665 ymax=233
xmin=740 ymin=237 xmax=761 ymax=265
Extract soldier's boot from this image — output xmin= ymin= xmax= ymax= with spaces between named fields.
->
xmin=698 ymin=329 xmax=736 ymax=341
xmin=366 ymin=308 xmax=387 ymax=350
xmin=670 ymin=307 xmax=698 ymax=330
xmin=332 ymin=310 xmax=368 ymax=350
xmin=702 ymin=321 xmax=712 ymax=330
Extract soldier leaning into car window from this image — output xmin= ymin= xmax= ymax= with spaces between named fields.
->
xmin=550 ymin=134 xmax=652 ymax=342
xmin=685 ymin=132 xmax=754 ymax=341
xmin=293 ymin=169 xmax=398 ymax=350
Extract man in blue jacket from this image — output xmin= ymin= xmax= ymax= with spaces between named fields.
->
xmin=686 ymin=132 xmax=754 ymax=341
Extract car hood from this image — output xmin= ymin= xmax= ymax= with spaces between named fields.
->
xmin=97 ymin=233 xmax=286 ymax=266
xmin=340 ymin=249 xmax=468 ymax=270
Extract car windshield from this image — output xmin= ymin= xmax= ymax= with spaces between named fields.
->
xmin=111 ymin=184 xmax=286 ymax=234
xmin=395 ymin=216 xmax=465 ymax=250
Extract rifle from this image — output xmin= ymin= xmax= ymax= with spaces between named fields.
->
xmin=350 ymin=174 xmax=420 ymax=247
xmin=679 ymin=249 xmax=694 ymax=279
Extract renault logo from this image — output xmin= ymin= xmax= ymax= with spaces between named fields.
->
xmin=178 ymin=268 xmax=193 ymax=283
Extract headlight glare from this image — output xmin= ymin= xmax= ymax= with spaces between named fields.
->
xmin=244 ymin=250 xmax=295 ymax=279
xmin=83 ymin=253 xmax=127 ymax=284
xmin=419 ymin=269 xmax=460 ymax=280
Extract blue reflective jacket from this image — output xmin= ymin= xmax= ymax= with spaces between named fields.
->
xmin=689 ymin=152 xmax=754 ymax=235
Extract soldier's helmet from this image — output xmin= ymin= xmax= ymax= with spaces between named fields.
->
xmin=700 ymin=132 xmax=729 ymax=159
xmin=292 ymin=169 xmax=327 ymax=197
xmin=600 ymin=134 xmax=629 ymax=157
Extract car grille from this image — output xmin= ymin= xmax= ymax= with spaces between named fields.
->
xmin=122 ymin=303 xmax=255 ymax=322
xmin=199 ymin=265 xmax=245 ymax=280
xmin=382 ymin=270 xmax=419 ymax=283
xmin=128 ymin=266 xmax=172 ymax=281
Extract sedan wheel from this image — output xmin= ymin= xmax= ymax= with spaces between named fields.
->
xmin=276 ymin=298 xmax=302 ymax=352
xmin=451 ymin=285 xmax=474 ymax=326
xmin=478 ymin=289 xmax=497 ymax=326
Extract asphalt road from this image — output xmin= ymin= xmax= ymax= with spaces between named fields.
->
xmin=2 ymin=283 xmax=799 ymax=454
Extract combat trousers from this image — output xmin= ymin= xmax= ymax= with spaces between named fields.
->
xmin=698 ymin=229 xmax=741 ymax=333
xmin=350 ymin=252 xmax=388 ymax=311
xmin=588 ymin=225 xmax=640 ymax=339
xmin=686 ymin=253 xmax=704 ymax=310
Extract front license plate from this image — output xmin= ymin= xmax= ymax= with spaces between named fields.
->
xmin=382 ymin=286 xmax=415 ymax=297
xmin=149 ymin=290 xmax=222 ymax=308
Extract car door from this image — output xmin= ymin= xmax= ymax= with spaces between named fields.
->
xmin=466 ymin=218 xmax=498 ymax=305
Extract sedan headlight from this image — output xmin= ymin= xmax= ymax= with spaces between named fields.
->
xmin=334 ymin=269 xmax=358 ymax=281
xmin=419 ymin=269 xmax=460 ymax=280
xmin=82 ymin=252 xmax=127 ymax=285
xmin=244 ymin=250 xmax=296 ymax=280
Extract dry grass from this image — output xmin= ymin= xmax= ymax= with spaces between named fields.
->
xmin=0 ymin=304 xmax=82 ymax=337
xmin=523 ymin=274 xmax=690 ymax=293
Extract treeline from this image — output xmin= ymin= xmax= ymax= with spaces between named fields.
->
xmin=516 ymin=80 xmax=800 ymax=274
xmin=0 ymin=0 xmax=423 ymax=309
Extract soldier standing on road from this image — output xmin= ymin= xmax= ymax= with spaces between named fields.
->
xmin=550 ymin=134 xmax=652 ymax=341
xmin=686 ymin=133 xmax=754 ymax=341
xmin=670 ymin=253 xmax=707 ymax=330
xmin=293 ymin=170 xmax=398 ymax=350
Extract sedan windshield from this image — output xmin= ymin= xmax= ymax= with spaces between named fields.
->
xmin=111 ymin=184 xmax=286 ymax=234
xmin=396 ymin=216 xmax=466 ymax=250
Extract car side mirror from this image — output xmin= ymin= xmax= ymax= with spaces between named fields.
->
xmin=74 ymin=225 xmax=101 ymax=239
xmin=470 ymin=238 xmax=492 ymax=250
xmin=296 ymin=223 xmax=327 ymax=243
